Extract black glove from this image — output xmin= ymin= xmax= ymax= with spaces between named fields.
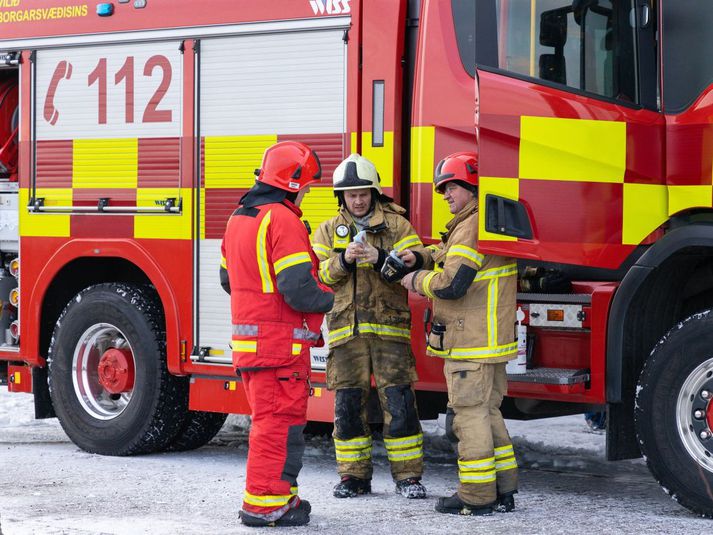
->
xmin=520 ymin=266 xmax=571 ymax=293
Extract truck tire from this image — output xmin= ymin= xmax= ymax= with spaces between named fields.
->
xmin=635 ymin=310 xmax=713 ymax=517
xmin=166 ymin=411 xmax=227 ymax=452
xmin=48 ymin=283 xmax=187 ymax=456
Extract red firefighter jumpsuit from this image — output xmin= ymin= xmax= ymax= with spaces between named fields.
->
xmin=220 ymin=141 xmax=333 ymax=524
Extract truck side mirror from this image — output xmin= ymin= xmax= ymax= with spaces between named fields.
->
xmin=540 ymin=7 xmax=569 ymax=49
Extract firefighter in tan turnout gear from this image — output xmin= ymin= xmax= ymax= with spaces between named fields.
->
xmin=312 ymin=154 xmax=430 ymax=499
xmin=401 ymin=152 xmax=519 ymax=516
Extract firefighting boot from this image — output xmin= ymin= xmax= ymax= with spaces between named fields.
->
xmin=435 ymin=493 xmax=494 ymax=516
xmin=239 ymin=498 xmax=311 ymax=527
xmin=333 ymin=476 xmax=372 ymax=498
xmin=395 ymin=477 xmax=427 ymax=499
xmin=495 ymin=491 xmax=516 ymax=513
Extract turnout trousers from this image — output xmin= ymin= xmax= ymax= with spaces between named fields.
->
xmin=327 ymin=337 xmax=423 ymax=481
xmin=444 ymin=360 xmax=518 ymax=506
xmin=241 ymin=358 xmax=310 ymax=521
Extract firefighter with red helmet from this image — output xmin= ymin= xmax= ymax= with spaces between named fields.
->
xmin=220 ymin=141 xmax=334 ymax=527
xmin=401 ymin=152 xmax=519 ymax=516
xmin=311 ymin=154 xmax=430 ymax=500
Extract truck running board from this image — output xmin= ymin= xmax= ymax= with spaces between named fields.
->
xmin=507 ymin=367 xmax=590 ymax=385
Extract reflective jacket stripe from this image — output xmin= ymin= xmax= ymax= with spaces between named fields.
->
xmin=231 ymin=340 xmax=257 ymax=352
xmin=429 ymin=341 xmax=518 ymax=360
xmin=319 ymin=260 xmax=338 ymax=284
xmin=256 ymin=210 xmax=274 ymax=293
xmin=274 ymin=251 xmax=312 ymax=274
xmin=393 ymin=234 xmax=421 ymax=252
xmin=447 ymin=245 xmax=484 ymax=268
xmin=312 ymin=242 xmax=331 ymax=259
xmin=422 ymin=271 xmax=438 ymax=299
xmin=328 ymin=323 xmax=410 ymax=344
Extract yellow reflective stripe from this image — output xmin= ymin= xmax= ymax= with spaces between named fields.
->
xmin=334 ymin=436 xmax=373 ymax=448
xmin=220 ymin=256 xmax=227 ymax=269
xmin=319 ymin=260 xmax=338 ymax=285
xmin=473 ymin=263 xmax=517 ymax=282
xmin=384 ymin=433 xmax=423 ymax=448
xmin=274 ymin=252 xmax=312 ymax=275
xmin=459 ymin=472 xmax=497 ymax=484
xmin=243 ymin=490 xmax=292 ymax=508
xmin=447 ymin=245 xmax=484 ymax=267
xmin=494 ymin=445 xmax=514 ymax=457
xmin=356 ymin=262 xmax=371 ymax=269
xmin=386 ymin=447 xmax=423 ymax=462
xmin=312 ymin=243 xmax=331 ymax=259
xmin=422 ymin=271 xmax=437 ymax=299
xmin=290 ymin=486 xmax=298 ymax=496
xmin=257 ymin=210 xmax=274 ymax=293
xmin=427 ymin=244 xmax=439 ymax=252
xmin=292 ymin=343 xmax=302 ymax=355
xmin=393 ymin=234 xmax=421 ymax=252
xmin=430 ymin=342 xmax=518 ymax=360
xmin=458 ymin=457 xmax=495 ymax=470
xmin=231 ymin=340 xmax=257 ymax=352
xmin=487 ymin=277 xmax=498 ymax=347
xmin=495 ymin=459 xmax=518 ymax=471
xmin=335 ymin=449 xmax=372 ymax=462
xmin=328 ymin=325 xmax=353 ymax=344
xmin=358 ymin=323 xmax=410 ymax=339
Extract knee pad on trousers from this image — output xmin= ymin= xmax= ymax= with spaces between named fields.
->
xmin=335 ymin=388 xmax=367 ymax=439
xmin=281 ymin=424 xmax=306 ymax=486
xmin=384 ymin=384 xmax=419 ymax=437
xmin=445 ymin=407 xmax=458 ymax=445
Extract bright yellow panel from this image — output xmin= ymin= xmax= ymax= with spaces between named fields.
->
xmin=351 ymin=132 xmax=358 ymax=154
xmin=19 ymin=187 xmax=71 ymax=237
xmin=134 ymin=187 xmax=192 ymax=240
xmin=73 ymin=138 xmax=138 ymax=189
xmin=300 ymin=186 xmax=340 ymax=232
xmin=361 ymin=131 xmax=394 ymax=188
xmin=410 ymin=126 xmax=435 ymax=184
xmin=431 ymin=187 xmax=451 ymax=237
xmin=478 ymin=177 xmax=519 ymax=242
xmin=668 ymin=185 xmax=712 ymax=216
xmin=622 ymin=184 xmax=667 ymax=245
xmin=204 ymin=135 xmax=276 ymax=189
xmin=520 ymin=117 xmax=626 ymax=183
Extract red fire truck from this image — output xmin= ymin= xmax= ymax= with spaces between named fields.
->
xmin=0 ymin=0 xmax=711 ymax=518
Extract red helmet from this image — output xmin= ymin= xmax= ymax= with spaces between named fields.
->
xmin=255 ymin=141 xmax=322 ymax=192
xmin=434 ymin=151 xmax=478 ymax=193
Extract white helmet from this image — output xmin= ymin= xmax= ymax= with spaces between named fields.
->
xmin=332 ymin=153 xmax=382 ymax=194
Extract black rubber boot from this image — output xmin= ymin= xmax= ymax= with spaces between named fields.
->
xmin=435 ymin=493 xmax=494 ymax=516
xmin=395 ymin=477 xmax=427 ymax=499
xmin=239 ymin=498 xmax=311 ymax=527
xmin=333 ymin=476 xmax=372 ymax=498
xmin=495 ymin=491 xmax=516 ymax=512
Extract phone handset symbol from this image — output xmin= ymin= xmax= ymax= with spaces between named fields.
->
xmin=44 ymin=61 xmax=73 ymax=126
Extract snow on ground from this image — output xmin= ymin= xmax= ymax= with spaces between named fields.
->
xmin=0 ymin=390 xmax=709 ymax=535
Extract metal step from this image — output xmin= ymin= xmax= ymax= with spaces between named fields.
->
xmin=507 ymin=367 xmax=590 ymax=385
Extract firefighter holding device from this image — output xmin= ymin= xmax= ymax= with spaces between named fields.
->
xmin=400 ymin=152 xmax=519 ymax=516
xmin=311 ymin=153 xmax=430 ymax=500
xmin=220 ymin=141 xmax=334 ymax=527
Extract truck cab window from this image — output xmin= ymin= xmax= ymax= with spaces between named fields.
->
xmin=476 ymin=0 xmax=638 ymax=104
xmin=662 ymin=2 xmax=713 ymax=113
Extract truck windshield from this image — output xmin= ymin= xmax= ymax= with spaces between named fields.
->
xmin=469 ymin=0 xmax=638 ymax=104
xmin=662 ymin=2 xmax=713 ymax=113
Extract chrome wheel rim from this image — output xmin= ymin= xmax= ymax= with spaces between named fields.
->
xmin=676 ymin=357 xmax=713 ymax=472
xmin=72 ymin=323 xmax=135 ymax=421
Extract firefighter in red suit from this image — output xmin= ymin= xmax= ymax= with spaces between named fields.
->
xmin=220 ymin=141 xmax=334 ymax=527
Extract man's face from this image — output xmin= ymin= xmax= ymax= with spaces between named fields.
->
xmin=442 ymin=182 xmax=474 ymax=214
xmin=343 ymin=188 xmax=373 ymax=218
xmin=295 ymin=185 xmax=310 ymax=207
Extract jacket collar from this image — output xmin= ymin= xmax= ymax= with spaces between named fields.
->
xmin=441 ymin=198 xmax=478 ymax=241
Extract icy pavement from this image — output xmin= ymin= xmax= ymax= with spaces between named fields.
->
xmin=0 ymin=390 xmax=709 ymax=534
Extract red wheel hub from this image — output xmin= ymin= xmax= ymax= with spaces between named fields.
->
xmin=97 ymin=348 xmax=135 ymax=394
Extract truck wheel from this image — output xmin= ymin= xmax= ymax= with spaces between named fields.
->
xmin=48 ymin=283 xmax=187 ymax=456
xmin=635 ymin=310 xmax=713 ymax=517
xmin=166 ymin=411 xmax=227 ymax=452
